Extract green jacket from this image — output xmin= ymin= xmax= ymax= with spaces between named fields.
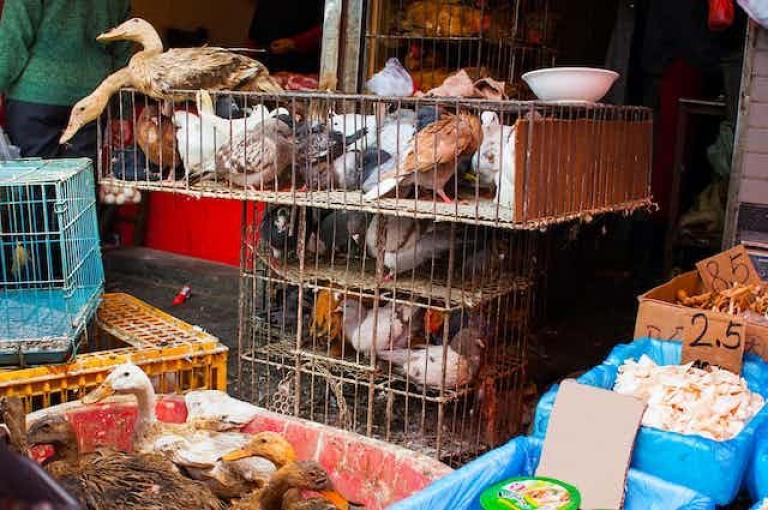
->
xmin=0 ymin=0 xmax=132 ymax=106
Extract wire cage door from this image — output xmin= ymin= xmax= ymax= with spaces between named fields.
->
xmin=0 ymin=159 xmax=104 ymax=366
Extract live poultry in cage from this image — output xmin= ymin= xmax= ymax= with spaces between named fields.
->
xmin=362 ymin=0 xmax=559 ymax=98
xmin=99 ymin=90 xmax=653 ymax=229
xmin=235 ymin=202 xmax=538 ymax=464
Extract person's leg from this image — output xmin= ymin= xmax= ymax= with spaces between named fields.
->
xmin=4 ymin=100 xmax=69 ymax=158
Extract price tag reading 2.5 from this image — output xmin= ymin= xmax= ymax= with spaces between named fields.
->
xmin=681 ymin=311 xmax=746 ymax=374
xmin=696 ymin=245 xmax=761 ymax=292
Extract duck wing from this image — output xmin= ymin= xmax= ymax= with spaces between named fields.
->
xmin=138 ymin=48 xmax=277 ymax=97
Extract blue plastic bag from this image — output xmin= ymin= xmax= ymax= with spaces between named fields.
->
xmin=533 ymin=338 xmax=768 ymax=506
xmin=747 ymin=421 xmax=768 ymax=502
xmin=388 ymin=435 xmax=714 ymax=510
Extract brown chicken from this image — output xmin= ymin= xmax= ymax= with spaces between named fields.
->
xmin=404 ymin=0 xmax=489 ymax=37
xmin=136 ymin=104 xmax=179 ymax=171
xmin=363 ymin=112 xmax=483 ymax=203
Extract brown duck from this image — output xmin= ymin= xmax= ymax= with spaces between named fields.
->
xmin=230 ymin=461 xmax=348 ymax=510
xmin=61 ymin=17 xmax=282 ymax=143
xmin=27 ymin=413 xmax=224 ymax=510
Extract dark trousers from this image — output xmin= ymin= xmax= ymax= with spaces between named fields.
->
xmin=5 ymin=99 xmax=97 ymax=162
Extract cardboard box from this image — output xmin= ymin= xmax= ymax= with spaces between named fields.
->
xmin=634 ymin=271 xmax=768 ymax=362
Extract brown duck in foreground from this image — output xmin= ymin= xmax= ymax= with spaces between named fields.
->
xmin=27 ymin=414 xmax=224 ymax=510
xmin=230 ymin=461 xmax=348 ymax=510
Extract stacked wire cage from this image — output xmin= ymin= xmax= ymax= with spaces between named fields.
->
xmin=0 ymin=159 xmax=104 ymax=366
xmin=363 ymin=0 xmax=557 ymax=98
xmin=99 ymin=87 xmax=652 ymax=463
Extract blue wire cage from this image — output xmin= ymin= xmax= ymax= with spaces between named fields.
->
xmin=0 ymin=159 xmax=104 ymax=366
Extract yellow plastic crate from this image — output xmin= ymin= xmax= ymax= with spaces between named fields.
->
xmin=0 ymin=293 xmax=228 ymax=412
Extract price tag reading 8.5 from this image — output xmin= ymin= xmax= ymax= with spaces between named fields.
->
xmin=696 ymin=245 xmax=761 ymax=292
xmin=681 ymin=311 xmax=746 ymax=374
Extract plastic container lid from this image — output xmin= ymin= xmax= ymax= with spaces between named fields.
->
xmin=479 ymin=476 xmax=581 ymax=510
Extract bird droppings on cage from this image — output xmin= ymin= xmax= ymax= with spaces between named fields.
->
xmin=99 ymin=88 xmax=653 ymax=229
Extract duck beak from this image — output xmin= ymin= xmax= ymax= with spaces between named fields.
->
xmin=320 ymin=490 xmax=348 ymax=510
xmin=97 ymin=28 xmax=122 ymax=42
xmin=82 ymin=381 xmax=115 ymax=404
xmin=59 ymin=124 xmax=78 ymax=145
xmin=220 ymin=446 xmax=256 ymax=462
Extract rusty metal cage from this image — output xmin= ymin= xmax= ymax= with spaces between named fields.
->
xmin=361 ymin=0 xmax=557 ymax=97
xmin=98 ymin=90 xmax=652 ymax=229
xmin=235 ymin=202 xmax=538 ymax=464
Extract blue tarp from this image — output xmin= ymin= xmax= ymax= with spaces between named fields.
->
xmin=389 ymin=435 xmax=714 ymax=510
xmin=751 ymin=501 xmax=768 ymax=510
xmin=533 ymin=338 xmax=768 ymax=506
xmin=747 ymin=421 xmax=768 ymax=502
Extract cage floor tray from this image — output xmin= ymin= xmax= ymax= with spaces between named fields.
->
xmin=0 ymin=288 xmax=98 ymax=365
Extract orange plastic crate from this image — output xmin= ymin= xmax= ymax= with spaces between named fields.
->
xmin=0 ymin=293 xmax=228 ymax=411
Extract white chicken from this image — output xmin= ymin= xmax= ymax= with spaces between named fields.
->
xmin=471 ymin=111 xmax=515 ymax=207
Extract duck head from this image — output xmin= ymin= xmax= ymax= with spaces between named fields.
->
xmin=27 ymin=414 xmax=74 ymax=447
xmin=268 ymin=461 xmax=348 ymax=510
xmin=83 ymin=363 xmax=154 ymax=403
xmin=97 ymin=18 xmax=163 ymax=53
xmin=60 ymin=94 xmax=109 ymax=144
xmin=27 ymin=414 xmax=79 ymax=463
xmin=220 ymin=431 xmax=296 ymax=466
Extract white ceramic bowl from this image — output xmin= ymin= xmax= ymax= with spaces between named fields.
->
xmin=522 ymin=67 xmax=619 ymax=103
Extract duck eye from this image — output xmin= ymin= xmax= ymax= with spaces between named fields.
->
xmin=122 ymin=371 xmax=130 ymax=377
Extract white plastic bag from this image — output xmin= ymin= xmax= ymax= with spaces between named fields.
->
xmin=0 ymin=127 xmax=20 ymax=162
xmin=739 ymin=0 xmax=768 ymax=28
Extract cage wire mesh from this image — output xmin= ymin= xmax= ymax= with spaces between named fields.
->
xmin=98 ymin=90 xmax=652 ymax=229
xmin=0 ymin=159 xmax=104 ymax=366
xmin=234 ymin=200 xmax=537 ymax=464
xmin=362 ymin=0 xmax=557 ymax=98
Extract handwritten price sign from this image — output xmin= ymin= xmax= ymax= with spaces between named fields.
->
xmin=681 ymin=311 xmax=746 ymax=374
xmin=696 ymin=245 xmax=761 ymax=292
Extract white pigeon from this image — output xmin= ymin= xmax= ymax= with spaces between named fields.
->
xmin=471 ymin=111 xmax=516 ymax=207
xmin=330 ymin=113 xmax=378 ymax=152
xmin=378 ymin=325 xmax=486 ymax=389
xmin=341 ymin=298 xmax=414 ymax=354
xmin=366 ymin=58 xmax=414 ymax=97
xmin=376 ymin=109 xmax=417 ymax=159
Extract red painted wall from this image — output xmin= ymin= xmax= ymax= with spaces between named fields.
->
xmin=144 ymin=193 xmax=245 ymax=266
